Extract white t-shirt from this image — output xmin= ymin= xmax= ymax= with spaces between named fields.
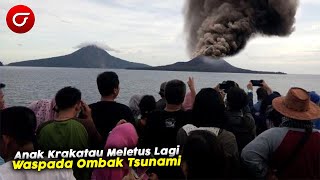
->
xmin=0 ymin=161 xmax=76 ymax=180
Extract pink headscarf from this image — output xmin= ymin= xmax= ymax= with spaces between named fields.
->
xmin=29 ymin=99 xmax=56 ymax=129
xmin=92 ymin=123 xmax=144 ymax=180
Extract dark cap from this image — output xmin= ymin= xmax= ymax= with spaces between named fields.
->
xmin=0 ymin=83 xmax=5 ymax=89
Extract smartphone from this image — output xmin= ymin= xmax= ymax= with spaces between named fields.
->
xmin=251 ymin=80 xmax=263 ymax=87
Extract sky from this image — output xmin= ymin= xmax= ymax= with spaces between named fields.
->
xmin=0 ymin=0 xmax=319 ymax=74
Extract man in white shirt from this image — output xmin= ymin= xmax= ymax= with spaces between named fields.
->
xmin=0 ymin=107 xmax=75 ymax=180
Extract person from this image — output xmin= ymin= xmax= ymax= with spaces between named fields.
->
xmin=128 ymin=95 xmax=142 ymax=121
xmin=177 ymin=88 xmax=239 ymax=177
xmin=247 ymin=81 xmax=276 ymax=135
xmin=247 ymin=82 xmax=268 ymax=113
xmin=0 ymin=107 xmax=75 ymax=180
xmin=29 ymin=98 xmax=56 ymax=130
xmin=241 ymin=87 xmax=320 ymax=179
xmin=136 ymin=95 xmax=156 ymax=145
xmin=139 ymin=95 xmax=156 ymax=124
xmin=261 ymin=92 xmax=283 ymax=129
xmin=155 ymin=82 xmax=167 ymax=110
xmin=89 ymin=72 xmax=135 ymax=142
xmin=144 ymin=79 xmax=191 ymax=179
xmin=37 ymin=87 xmax=101 ymax=180
xmin=181 ymin=130 xmax=227 ymax=179
xmin=0 ymin=83 xmax=6 ymax=165
xmin=182 ymin=77 xmax=196 ymax=111
xmin=309 ymin=91 xmax=320 ymax=129
xmin=225 ymin=87 xmax=256 ymax=152
xmin=0 ymin=83 xmax=5 ymax=110
xmin=91 ymin=123 xmax=148 ymax=180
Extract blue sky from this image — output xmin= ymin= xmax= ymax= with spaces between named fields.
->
xmin=0 ymin=0 xmax=319 ymax=74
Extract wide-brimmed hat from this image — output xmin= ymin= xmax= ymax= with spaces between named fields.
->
xmin=272 ymin=87 xmax=320 ymax=121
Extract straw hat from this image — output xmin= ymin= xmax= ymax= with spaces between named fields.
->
xmin=272 ymin=87 xmax=320 ymax=121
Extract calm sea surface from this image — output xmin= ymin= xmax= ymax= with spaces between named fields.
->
xmin=1 ymin=67 xmax=319 ymax=107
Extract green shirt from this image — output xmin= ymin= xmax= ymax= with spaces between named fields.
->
xmin=37 ymin=119 xmax=89 ymax=151
xmin=37 ymin=119 xmax=91 ymax=180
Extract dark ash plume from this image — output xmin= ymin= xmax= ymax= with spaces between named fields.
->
xmin=184 ymin=0 xmax=299 ymax=58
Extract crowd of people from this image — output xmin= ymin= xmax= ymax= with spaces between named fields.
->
xmin=0 ymin=71 xmax=320 ymax=180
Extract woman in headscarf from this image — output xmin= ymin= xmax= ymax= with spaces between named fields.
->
xmin=128 ymin=95 xmax=142 ymax=122
xmin=29 ymin=98 xmax=56 ymax=130
xmin=91 ymin=123 xmax=148 ymax=180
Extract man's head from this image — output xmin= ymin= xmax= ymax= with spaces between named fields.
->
xmin=227 ymin=87 xmax=249 ymax=111
xmin=0 ymin=83 xmax=5 ymax=110
xmin=97 ymin=72 xmax=120 ymax=99
xmin=256 ymin=88 xmax=268 ymax=101
xmin=182 ymin=130 xmax=225 ymax=179
xmin=165 ymin=80 xmax=186 ymax=105
xmin=55 ymin=87 xmax=82 ymax=115
xmin=0 ymin=107 xmax=37 ymax=161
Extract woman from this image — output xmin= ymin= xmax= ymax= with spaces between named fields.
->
xmin=29 ymin=98 xmax=56 ymax=130
xmin=177 ymin=88 xmax=240 ymax=177
xmin=128 ymin=95 xmax=142 ymax=121
xmin=181 ymin=130 xmax=226 ymax=179
xmin=91 ymin=123 xmax=148 ymax=180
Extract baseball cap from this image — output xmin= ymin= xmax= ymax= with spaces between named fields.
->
xmin=0 ymin=83 xmax=5 ymax=89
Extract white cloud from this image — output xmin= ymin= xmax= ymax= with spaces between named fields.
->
xmin=75 ymin=42 xmax=120 ymax=53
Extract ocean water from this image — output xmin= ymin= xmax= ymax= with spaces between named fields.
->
xmin=1 ymin=67 xmax=319 ymax=107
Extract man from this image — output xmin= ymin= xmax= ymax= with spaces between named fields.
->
xmin=242 ymin=87 xmax=320 ymax=179
xmin=155 ymin=82 xmax=167 ymax=110
xmin=37 ymin=87 xmax=101 ymax=180
xmin=225 ymin=87 xmax=256 ymax=152
xmin=37 ymin=87 xmax=101 ymax=151
xmin=144 ymin=79 xmax=191 ymax=179
xmin=0 ymin=107 xmax=75 ymax=180
xmin=89 ymin=72 xmax=134 ymax=142
xmin=0 ymin=83 xmax=5 ymax=110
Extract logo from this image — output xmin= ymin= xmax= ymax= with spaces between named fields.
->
xmin=6 ymin=5 xmax=35 ymax=34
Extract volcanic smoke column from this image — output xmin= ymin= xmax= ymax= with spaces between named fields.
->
xmin=184 ymin=0 xmax=299 ymax=58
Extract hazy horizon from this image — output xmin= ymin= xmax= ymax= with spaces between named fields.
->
xmin=0 ymin=0 xmax=319 ymax=74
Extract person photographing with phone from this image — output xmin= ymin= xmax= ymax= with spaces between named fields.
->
xmin=37 ymin=87 xmax=102 ymax=180
xmin=247 ymin=80 xmax=269 ymax=114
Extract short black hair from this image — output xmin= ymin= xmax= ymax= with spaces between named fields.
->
xmin=164 ymin=80 xmax=186 ymax=105
xmin=55 ymin=87 xmax=81 ymax=111
xmin=227 ymin=87 xmax=249 ymax=110
xmin=256 ymin=88 xmax=268 ymax=101
xmin=1 ymin=107 xmax=36 ymax=146
xmin=97 ymin=71 xmax=119 ymax=97
xmin=192 ymin=88 xmax=225 ymax=128
xmin=139 ymin=95 xmax=156 ymax=118
xmin=182 ymin=130 xmax=226 ymax=179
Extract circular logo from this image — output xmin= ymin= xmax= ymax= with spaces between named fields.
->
xmin=6 ymin=5 xmax=35 ymax=34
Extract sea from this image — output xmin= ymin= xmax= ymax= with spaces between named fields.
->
xmin=1 ymin=66 xmax=319 ymax=107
